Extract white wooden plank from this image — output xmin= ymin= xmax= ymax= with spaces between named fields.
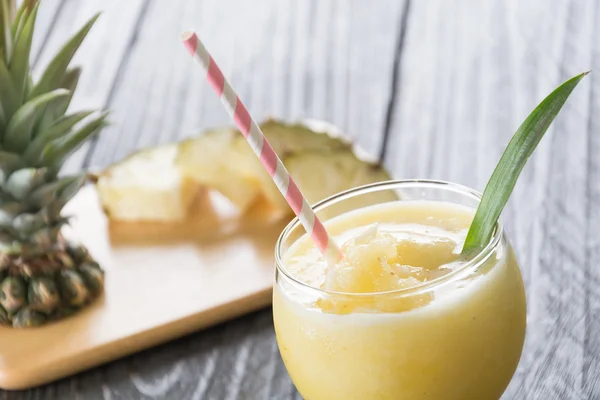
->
xmin=86 ymin=0 xmax=405 ymax=168
xmin=385 ymin=0 xmax=597 ymax=398
xmin=584 ymin=44 xmax=600 ymax=398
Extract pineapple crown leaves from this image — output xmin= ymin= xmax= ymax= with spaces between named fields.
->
xmin=36 ymin=66 xmax=82 ymax=133
xmin=3 ymin=88 xmax=70 ymax=152
xmin=0 ymin=0 xmax=106 ymax=146
xmin=0 ymin=0 xmax=38 ymax=125
xmin=5 ymin=166 xmax=46 ymax=199
xmin=12 ymin=1 xmax=37 ymax=38
xmin=13 ymin=209 xmax=45 ymax=233
xmin=0 ymin=47 xmax=17 ymax=125
xmin=11 ymin=3 xmax=27 ymax=39
xmin=41 ymin=110 xmax=109 ymax=170
xmin=0 ymin=0 xmax=13 ymax=62
xmin=9 ymin=1 xmax=38 ymax=103
xmin=0 ymin=0 xmax=109 ymax=247
xmin=28 ymin=12 xmax=100 ymax=99
xmin=0 ymin=173 xmax=85 ymax=241
xmin=24 ymin=109 xmax=93 ymax=163
xmin=27 ymin=174 xmax=84 ymax=209
xmin=0 ymin=1 xmax=109 ymax=169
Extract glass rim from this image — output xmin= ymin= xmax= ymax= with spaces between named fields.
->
xmin=274 ymin=179 xmax=504 ymax=298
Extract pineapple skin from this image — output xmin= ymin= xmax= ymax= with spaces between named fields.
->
xmin=0 ymin=1 xmax=108 ymax=328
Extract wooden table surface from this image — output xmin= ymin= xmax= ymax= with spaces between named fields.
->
xmin=7 ymin=0 xmax=600 ymax=398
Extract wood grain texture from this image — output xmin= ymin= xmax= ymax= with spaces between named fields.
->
xmin=384 ymin=0 xmax=599 ymax=398
xmin=84 ymin=0 xmax=405 ymax=170
xmin=4 ymin=0 xmax=600 ymax=398
xmin=0 ymin=186 xmax=287 ymax=391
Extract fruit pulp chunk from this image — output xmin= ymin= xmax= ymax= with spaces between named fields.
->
xmin=326 ymin=222 xmax=463 ymax=294
xmin=283 ymin=200 xmax=475 ymax=312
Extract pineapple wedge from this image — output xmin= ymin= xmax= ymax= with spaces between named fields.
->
xmin=176 ymin=120 xmax=352 ymax=212
xmin=281 ymin=150 xmax=398 ymax=218
xmin=176 ymin=127 xmax=262 ymax=211
xmin=237 ymin=120 xmax=354 ymax=212
xmin=260 ymin=119 xmax=351 ymax=155
xmin=95 ymin=144 xmax=201 ymax=221
xmin=176 ymin=119 xmax=397 ymax=216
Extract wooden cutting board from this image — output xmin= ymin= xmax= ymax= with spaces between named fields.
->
xmin=0 ymin=185 xmax=289 ymax=390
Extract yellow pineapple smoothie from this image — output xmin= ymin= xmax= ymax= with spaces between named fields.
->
xmin=273 ymin=180 xmax=527 ymax=400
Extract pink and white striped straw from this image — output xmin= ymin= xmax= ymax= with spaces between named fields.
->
xmin=181 ymin=31 xmax=343 ymax=264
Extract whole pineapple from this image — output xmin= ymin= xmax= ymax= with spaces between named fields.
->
xmin=0 ymin=0 xmax=107 ymax=328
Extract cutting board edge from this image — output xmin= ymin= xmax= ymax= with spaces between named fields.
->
xmin=0 ymin=286 xmax=274 ymax=391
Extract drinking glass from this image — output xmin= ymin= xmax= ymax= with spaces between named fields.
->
xmin=273 ymin=180 xmax=527 ymax=400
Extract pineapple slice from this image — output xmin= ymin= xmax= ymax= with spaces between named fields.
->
xmin=260 ymin=118 xmax=351 ymax=156
xmin=175 ymin=120 xmax=352 ymax=212
xmin=176 ymin=128 xmax=261 ymax=211
xmin=95 ymin=144 xmax=201 ymax=221
xmin=96 ymin=120 xmax=397 ymax=223
xmin=279 ymin=150 xmax=398 ymax=217
xmin=176 ymin=119 xmax=397 ymax=216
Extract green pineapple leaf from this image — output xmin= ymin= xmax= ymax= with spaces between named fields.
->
xmin=0 ymin=60 xmax=18 ymax=126
xmin=25 ymin=110 xmax=94 ymax=163
xmin=462 ymin=72 xmax=589 ymax=255
xmin=10 ymin=0 xmax=28 ymax=39
xmin=46 ymin=174 xmax=86 ymax=216
xmin=9 ymin=1 xmax=38 ymax=103
xmin=0 ymin=0 xmax=13 ymax=62
xmin=7 ymin=0 xmax=16 ymax=18
xmin=56 ymin=173 xmax=85 ymax=202
xmin=5 ymin=167 xmax=46 ymax=200
xmin=42 ymin=111 xmax=108 ymax=168
xmin=27 ymin=175 xmax=83 ymax=209
xmin=29 ymin=13 xmax=99 ymax=99
xmin=35 ymin=67 xmax=82 ymax=135
xmin=3 ymin=88 xmax=69 ymax=152
xmin=55 ymin=67 xmax=81 ymax=112
xmin=13 ymin=209 xmax=45 ymax=234
xmin=0 ymin=149 xmax=21 ymax=174
xmin=24 ymin=71 xmax=32 ymax=95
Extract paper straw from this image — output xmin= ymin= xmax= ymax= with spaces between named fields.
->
xmin=181 ymin=31 xmax=343 ymax=264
